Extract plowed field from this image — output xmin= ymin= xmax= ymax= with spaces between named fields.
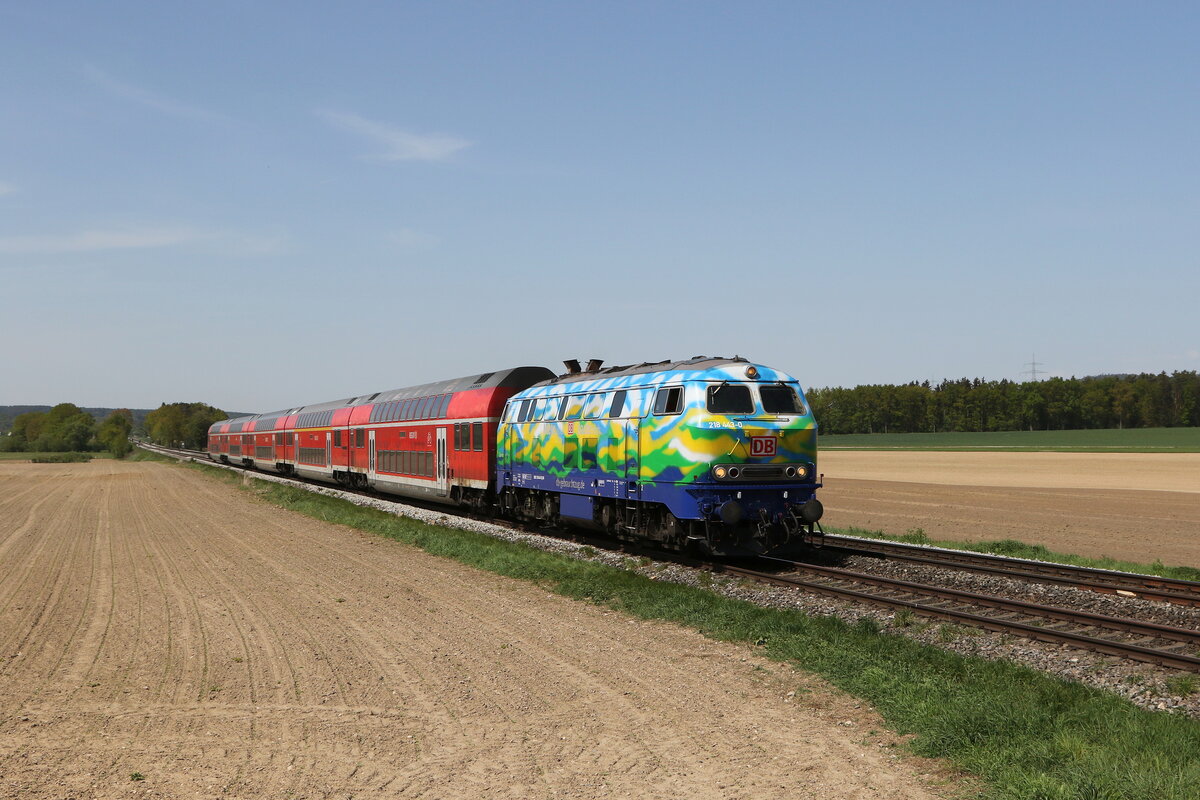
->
xmin=819 ymin=452 xmax=1200 ymax=566
xmin=0 ymin=461 xmax=951 ymax=799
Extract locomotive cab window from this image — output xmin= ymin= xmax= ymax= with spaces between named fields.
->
xmin=760 ymin=384 xmax=806 ymax=415
xmin=707 ymin=384 xmax=754 ymax=414
xmin=653 ymin=387 xmax=684 ymax=416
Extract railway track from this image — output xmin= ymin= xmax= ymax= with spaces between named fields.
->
xmin=725 ymin=558 xmax=1200 ymax=671
xmin=137 ymin=442 xmax=1200 ymax=671
xmin=821 ymin=533 xmax=1200 ymax=607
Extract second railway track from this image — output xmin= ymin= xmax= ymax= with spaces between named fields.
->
xmin=820 ymin=533 xmax=1200 ymax=607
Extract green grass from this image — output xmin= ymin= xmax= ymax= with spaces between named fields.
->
xmin=820 ymin=427 xmax=1200 ymax=452
xmin=0 ymin=451 xmax=116 ymax=461
xmin=166 ymin=457 xmax=1199 ymax=800
xmin=1 ymin=451 xmax=110 ymax=462
xmin=828 ymin=527 xmax=1200 ymax=582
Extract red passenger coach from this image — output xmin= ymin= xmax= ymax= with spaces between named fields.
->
xmin=207 ymin=367 xmax=555 ymax=508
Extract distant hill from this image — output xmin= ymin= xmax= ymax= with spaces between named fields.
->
xmin=0 ymin=405 xmax=254 ymax=434
xmin=0 ymin=405 xmax=155 ymax=433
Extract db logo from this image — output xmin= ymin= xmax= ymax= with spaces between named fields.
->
xmin=750 ymin=436 xmax=776 ymax=457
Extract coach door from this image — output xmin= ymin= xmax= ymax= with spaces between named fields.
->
xmin=368 ymin=430 xmax=376 ymax=485
xmin=436 ymin=427 xmax=448 ymax=494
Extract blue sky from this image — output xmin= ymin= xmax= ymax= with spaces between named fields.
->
xmin=2 ymin=2 xmax=1197 ymax=412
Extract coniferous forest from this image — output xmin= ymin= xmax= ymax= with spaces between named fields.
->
xmin=807 ymin=371 xmax=1199 ymax=435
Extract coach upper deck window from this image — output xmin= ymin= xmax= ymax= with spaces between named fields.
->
xmin=707 ymin=384 xmax=754 ymax=414
xmin=653 ymin=387 xmax=684 ymax=416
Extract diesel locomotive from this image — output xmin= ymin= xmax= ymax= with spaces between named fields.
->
xmin=207 ymin=357 xmax=824 ymax=556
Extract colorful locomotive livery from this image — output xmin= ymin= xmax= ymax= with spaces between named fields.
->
xmin=207 ymin=356 xmax=823 ymax=556
xmin=497 ymin=357 xmax=823 ymax=555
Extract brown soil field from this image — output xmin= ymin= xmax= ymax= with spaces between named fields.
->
xmin=0 ymin=461 xmax=954 ymax=800
xmin=819 ymin=452 xmax=1200 ymax=567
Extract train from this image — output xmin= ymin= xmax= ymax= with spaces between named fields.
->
xmin=206 ymin=356 xmax=824 ymax=556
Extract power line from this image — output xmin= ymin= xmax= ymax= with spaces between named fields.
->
xmin=1022 ymin=354 xmax=1045 ymax=381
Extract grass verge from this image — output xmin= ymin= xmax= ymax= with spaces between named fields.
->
xmin=829 ymin=526 xmax=1200 ymax=582
xmin=173 ymin=457 xmax=1199 ymax=799
xmin=1 ymin=451 xmax=107 ymax=462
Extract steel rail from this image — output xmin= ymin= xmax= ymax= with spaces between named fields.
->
xmin=721 ymin=559 xmax=1200 ymax=671
xmin=821 ymin=534 xmax=1200 ymax=607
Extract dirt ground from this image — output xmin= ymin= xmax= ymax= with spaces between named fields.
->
xmin=0 ymin=461 xmax=955 ymax=800
xmin=819 ymin=452 xmax=1200 ymax=567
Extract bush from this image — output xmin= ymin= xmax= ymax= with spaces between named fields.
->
xmin=30 ymin=452 xmax=93 ymax=463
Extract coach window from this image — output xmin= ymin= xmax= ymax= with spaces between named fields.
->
xmin=356 ymin=429 xmax=365 ymax=448
xmin=334 ymin=430 xmax=342 ymax=447
xmin=438 ymin=395 xmax=452 ymax=418
xmin=653 ymin=387 xmax=684 ymax=416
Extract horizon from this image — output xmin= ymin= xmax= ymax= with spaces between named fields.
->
xmin=5 ymin=362 xmax=1197 ymax=415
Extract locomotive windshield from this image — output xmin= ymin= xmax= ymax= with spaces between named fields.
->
xmin=761 ymin=384 xmax=806 ymax=415
xmin=707 ymin=383 xmax=754 ymax=414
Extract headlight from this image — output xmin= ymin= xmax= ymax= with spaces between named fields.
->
xmin=796 ymin=465 xmax=808 ymax=479
xmin=714 ymin=466 xmax=728 ymax=479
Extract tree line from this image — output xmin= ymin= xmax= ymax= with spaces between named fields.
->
xmin=143 ymin=402 xmax=227 ymax=450
xmin=807 ymin=371 xmax=1200 ymax=435
xmin=1 ymin=404 xmax=135 ymax=457
xmin=1 ymin=401 xmax=226 ymax=456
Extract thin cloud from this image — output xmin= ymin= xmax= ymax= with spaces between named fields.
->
xmin=0 ymin=226 xmax=288 ymax=256
xmin=0 ymin=227 xmax=199 ymax=254
xmin=318 ymin=110 xmax=470 ymax=162
xmin=0 ymin=182 xmax=16 ymax=196
xmin=387 ymin=227 xmax=438 ymax=248
xmin=84 ymin=65 xmax=229 ymax=123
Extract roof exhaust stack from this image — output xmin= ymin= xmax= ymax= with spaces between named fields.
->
xmin=586 ymin=358 xmax=604 ymax=373
xmin=564 ymin=359 xmax=582 ymax=374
